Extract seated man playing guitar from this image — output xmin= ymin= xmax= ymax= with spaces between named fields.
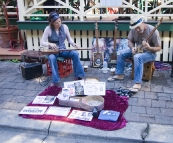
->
xmin=108 ymin=15 xmax=161 ymax=92
xmin=41 ymin=11 xmax=85 ymax=87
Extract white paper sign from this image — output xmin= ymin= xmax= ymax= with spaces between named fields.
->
xmin=68 ymin=110 xmax=93 ymax=121
xmin=45 ymin=106 xmax=71 ymax=116
xmin=61 ymin=87 xmax=75 ymax=97
xmin=19 ymin=106 xmax=47 ymax=115
xmin=32 ymin=96 xmax=56 ymax=105
xmin=64 ymin=80 xmax=85 ymax=95
xmin=64 ymin=80 xmax=85 ymax=88
xmin=84 ymin=81 xmax=106 ymax=96
xmin=100 ymin=0 xmax=122 ymax=6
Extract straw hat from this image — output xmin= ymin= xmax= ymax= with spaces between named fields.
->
xmin=130 ymin=15 xmax=144 ymax=29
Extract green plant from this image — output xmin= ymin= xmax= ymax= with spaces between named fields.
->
xmin=12 ymin=59 xmax=20 ymax=63
xmin=0 ymin=0 xmax=17 ymax=27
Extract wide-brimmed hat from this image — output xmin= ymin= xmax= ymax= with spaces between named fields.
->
xmin=48 ymin=12 xmax=60 ymax=23
xmin=130 ymin=15 xmax=144 ymax=29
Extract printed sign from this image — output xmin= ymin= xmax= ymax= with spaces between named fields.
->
xmin=19 ymin=106 xmax=47 ymax=115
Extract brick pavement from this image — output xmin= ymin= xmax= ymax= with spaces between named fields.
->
xmin=0 ymin=61 xmax=173 ymax=126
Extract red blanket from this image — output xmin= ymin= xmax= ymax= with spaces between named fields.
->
xmin=19 ymin=86 xmax=128 ymax=131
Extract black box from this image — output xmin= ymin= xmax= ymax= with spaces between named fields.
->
xmin=21 ymin=63 xmax=43 ymax=80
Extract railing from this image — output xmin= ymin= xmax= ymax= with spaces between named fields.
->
xmin=17 ymin=0 xmax=173 ymax=21
xmin=25 ymin=29 xmax=173 ymax=62
xmin=14 ymin=0 xmax=173 ymax=62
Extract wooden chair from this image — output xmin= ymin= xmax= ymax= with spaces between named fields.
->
xmin=132 ymin=61 xmax=155 ymax=81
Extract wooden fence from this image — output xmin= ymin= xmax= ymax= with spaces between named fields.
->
xmin=25 ymin=29 xmax=173 ymax=62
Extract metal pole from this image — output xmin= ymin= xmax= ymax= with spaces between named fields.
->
xmin=171 ymin=51 xmax=173 ymax=78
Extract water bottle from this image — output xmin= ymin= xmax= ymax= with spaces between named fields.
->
xmin=103 ymin=58 xmax=108 ymax=73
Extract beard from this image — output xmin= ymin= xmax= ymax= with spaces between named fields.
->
xmin=138 ymin=30 xmax=144 ymax=34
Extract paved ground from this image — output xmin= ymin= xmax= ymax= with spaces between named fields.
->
xmin=0 ymin=60 xmax=173 ymax=143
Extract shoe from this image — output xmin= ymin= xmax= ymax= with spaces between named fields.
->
xmin=107 ymin=76 xmax=115 ymax=82
xmin=129 ymin=84 xmax=141 ymax=93
xmin=112 ymin=75 xmax=124 ymax=80
xmin=50 ymin=83 xmax=59 ymax=87
xmin=74 ymin=77 xmax=82 ymax=80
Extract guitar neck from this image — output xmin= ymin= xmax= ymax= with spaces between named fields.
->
xmin=146 ymin=17 xmax=163 ymax=42
xmin=113 ymin=19 xmax=118 ymax=52
xmin=138 ymin=17 xmax=163 ymax=51
xmin=41 ymin=48 xmax=92 ymax=55
xmin=95 ymin=22 xmax=99 ymax=53
xmin=114 ymin=27 xmax=117 ymax=51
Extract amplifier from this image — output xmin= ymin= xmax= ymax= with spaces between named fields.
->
xmin=21 ymin=63 xmax=43 ymax=80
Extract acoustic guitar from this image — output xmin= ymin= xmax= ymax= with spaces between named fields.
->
xmin=110 ymin=19 xmax=118 ymax=64
xmin=135 ymin=17 xmax=163 ymax=54
xmin=92 ymin=21 xmax=104 ymax=67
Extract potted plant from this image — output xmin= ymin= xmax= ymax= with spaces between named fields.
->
xmin=0 ymin=0 xmax=19 ymax=48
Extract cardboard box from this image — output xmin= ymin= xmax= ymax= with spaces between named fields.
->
xmin=58 ymin=96 xmax=84 ymax=108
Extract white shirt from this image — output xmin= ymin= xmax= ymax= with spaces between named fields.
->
xmin=40 ymin=24 xmax=74 ymax=47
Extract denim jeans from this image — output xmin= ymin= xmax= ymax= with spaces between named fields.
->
xmin=48 ymin=50 xmax=85 ymax=83
xmin=116 ymin=48 xmax=156 ymax=84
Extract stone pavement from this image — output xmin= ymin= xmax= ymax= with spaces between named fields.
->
xmin=0 ymin=61 xmax=173 ymax=143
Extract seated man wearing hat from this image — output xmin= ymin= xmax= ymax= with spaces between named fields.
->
xmin=108 ymin=15 xmax=161 ymax=92
xmin=41 ymin=11 xmax=85 ymax=86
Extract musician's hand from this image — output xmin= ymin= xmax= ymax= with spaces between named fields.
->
xmin=49 ymin=43 xmax=58 ymax=50
xmin=73 ymin=43 xmax=81 ymax=49
xmin=142 ymin=41 xmax=150 ymax=50
xmin=132 ymin=47 xmax=137 ymax=54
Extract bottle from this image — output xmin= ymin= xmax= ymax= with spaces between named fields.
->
xmin=103 ymin=58 xmax=108 ymax=73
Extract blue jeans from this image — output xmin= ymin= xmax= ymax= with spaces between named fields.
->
xmin=48 ymin=51 xmax=85 ymax=83
xmin=116 ymin=48 xmax=156 ymax=84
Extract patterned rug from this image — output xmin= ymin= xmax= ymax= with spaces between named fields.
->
xmin=19 ymin=86 xmax=129 ymax=131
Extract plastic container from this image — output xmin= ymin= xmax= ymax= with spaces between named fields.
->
xmin=102 ymin=58 xmax=108 ymax=73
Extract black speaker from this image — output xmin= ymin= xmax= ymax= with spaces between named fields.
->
xmin=21 ymin=63 xmax=43 ymax=80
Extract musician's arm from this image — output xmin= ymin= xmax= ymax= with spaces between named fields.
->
xmin=143 ymin=42 xmax=161 ymax=53
xmin=64 ymin=24 xmax=77 ymax=48
xmin=127 ymin=30 xmax=135 ymax=50
xmin=128 ymin=40 xmax=135 ymax=50
xmin=143 ymin=30 xmax=161 ymax=53
xmin=40 ymin=26 xmax=50 ymax=47
xmin=147 ymin=45 xmax=161 ymax=52
xmin=150 ymin=30 xmax=162 ymax=52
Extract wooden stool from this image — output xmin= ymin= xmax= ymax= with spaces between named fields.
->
xmin=46 ymin=57 xmax=73 ymax=78
xmin=132 ymin=61 xmax=155 ymax=81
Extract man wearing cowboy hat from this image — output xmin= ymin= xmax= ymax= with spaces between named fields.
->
xmin=108 ymin=15 xmax=161 ymax=92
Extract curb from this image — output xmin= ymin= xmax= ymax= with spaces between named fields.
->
xmin=0 ymin=109 xmax=172 ymax=143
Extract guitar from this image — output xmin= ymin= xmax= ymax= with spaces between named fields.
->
xmin=92 ymin=21 xmax=104 ymax=67
xmin=110 ymin=19 xmax=118 ymax=64
xmin=135 ymin=17 xmax=163 ymax=54
xmin=41 ymin=48 xmax=92 ymax=55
